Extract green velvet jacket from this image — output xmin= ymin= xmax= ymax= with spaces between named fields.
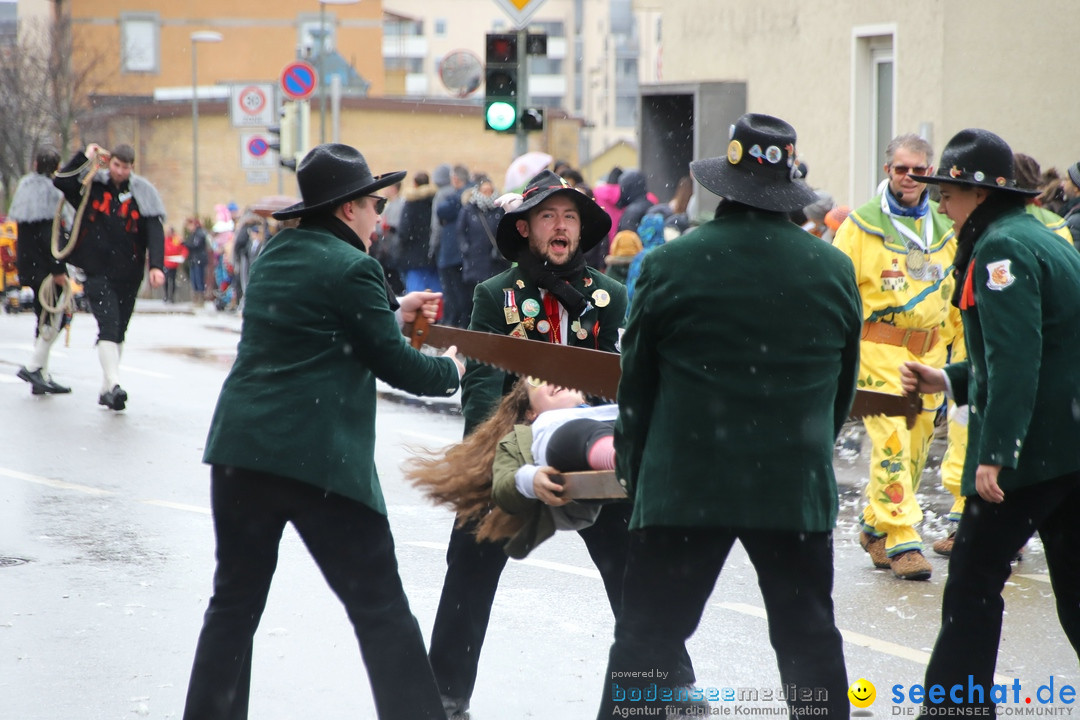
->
xmin=615 ymin=207 xmax=863 ymax=532
xmin=944 ymin=209 xmax=1080 ymax=496
xmin=461 ymin=263 xmax=628 ymax=433
xmin=203 ymin=226 xmax=460 ymax=514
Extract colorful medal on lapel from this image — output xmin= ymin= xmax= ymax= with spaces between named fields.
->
xmin=503 ymin=289 xmax=521 ymax=324
xmin=537 ymin=319 xmax=551 ymax=334
xmin=521 ymin=298 xmax=540 ymax=318
xmin=591 ymin=289 xmax=610 ymax=308
xmin=515 ymin=279 xmax=525 ymax=289
xmin=577 ymin=328 xmax=588 ymax=340
xmin=508 ymin=322 xmax=528 ymax=338
xmin=522 ymin=317 xmax=536 ymax=332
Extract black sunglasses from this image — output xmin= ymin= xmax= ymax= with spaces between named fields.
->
xmin=367 ymin=195 xmax=388 ymax=214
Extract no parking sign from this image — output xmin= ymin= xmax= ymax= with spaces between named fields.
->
xmin=241 ymin=133 xmax=275 ymax=170
xmin=230 ymin=83 xmax=274 ymax=127
xmin=280 ymin=60 xmax=317 ymax=101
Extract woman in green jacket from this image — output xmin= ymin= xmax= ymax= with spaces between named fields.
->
xmin=903 ymin=129 xmax=1080 ymax=718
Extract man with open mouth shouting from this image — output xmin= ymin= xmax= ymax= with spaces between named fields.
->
xmin=427 ymin=170 xmax=659 ymax=720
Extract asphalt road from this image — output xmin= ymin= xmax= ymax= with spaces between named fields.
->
xmin=0 ymin=302 xmax=1076 ymax=720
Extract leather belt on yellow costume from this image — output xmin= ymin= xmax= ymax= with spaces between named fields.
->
xmin=861 ymin=321 xmax=939 ymax=357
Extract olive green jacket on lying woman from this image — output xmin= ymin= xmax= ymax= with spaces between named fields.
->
xmin=490 ymin=424 xmax=557 ymax=559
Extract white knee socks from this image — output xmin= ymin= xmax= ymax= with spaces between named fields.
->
xmin=98 ymin=340 xmax=121 ymax=392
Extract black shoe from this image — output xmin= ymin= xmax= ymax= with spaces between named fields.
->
xmin=17 ymin=367 xmax=51 ymax=395
xmin=44 ymin=377 xmax=71 ymax=394
xmin=98 ymin=385 xmax=128 ymax=411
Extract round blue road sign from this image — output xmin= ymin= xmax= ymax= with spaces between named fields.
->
xmin=280 ymin=60 xmax=317 ymax=101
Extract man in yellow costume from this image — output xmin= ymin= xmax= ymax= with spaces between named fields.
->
xmin=834 ymin=133 xmax=958 ymax=581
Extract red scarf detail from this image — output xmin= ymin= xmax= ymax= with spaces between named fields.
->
xmin=543 ymin=292 xmax=562 ymax=344
xmin=960 ymin=260 xmax=976 ymax=310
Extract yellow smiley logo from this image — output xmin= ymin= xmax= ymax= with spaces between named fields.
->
xmin=848 ymin=678 xmax=876 ymax=708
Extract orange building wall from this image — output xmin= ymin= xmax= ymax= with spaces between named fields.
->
xmin=68 ymin=0 xmax=385 ymax=97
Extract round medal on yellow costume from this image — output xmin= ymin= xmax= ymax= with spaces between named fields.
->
xmin=592 ymin=289 xmax=610 ymax=308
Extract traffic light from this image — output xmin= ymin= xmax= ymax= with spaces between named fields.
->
xmin=295 ymin=100 xmax=311 ymax=166
xmin=520 ymin=107 xmax=544 ymax=132
xmin=484 ymin=33 xmax=518 ymax=133
xmin=269 ymin=103 xmax=298 ymax=171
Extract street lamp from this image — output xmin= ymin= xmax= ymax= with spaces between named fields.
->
xmin=318 ymin=0 xmax=359 ymax=144
xmin=191 ymin=30 xmax=223 ymax=223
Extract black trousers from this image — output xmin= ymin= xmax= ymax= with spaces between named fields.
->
xmin=919 ymin=472 xmax=1080 ymax=718
xmin=597 ymin=527 xmax=849 ymax=720
xmin=83 ymin=274 xmax=140 ymax=343
xmin=182 ymin=466 xmax=445 ymax=720
xmin=428 ymin=502 xmax=641 ymax=701
xmin=437 ymin=264 xmax=472 ymax=328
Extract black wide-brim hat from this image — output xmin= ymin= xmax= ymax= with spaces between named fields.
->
xmin=495 ymin=170 xmax=612 ymax=261
xmin=910 ymin=128 xmax=1038 ymax=196
xmin=273 ymin=143 xmax=407 ymax=220
xmin=689 ymin=113 xmax=817 ymax=213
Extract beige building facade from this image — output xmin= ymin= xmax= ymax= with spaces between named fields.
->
xmin=645 ymin=0 xmax=1080 ymax=209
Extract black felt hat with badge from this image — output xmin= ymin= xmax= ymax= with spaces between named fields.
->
xmin=690 ymin=113 xmax=817 ymax=213
xmin=273 ymin=143 xmax=407 ymax=220
xmin=495 ymin=170 xmax=612 ymax=261
xmin=910 ymin=128 xmax=1038 ymax=196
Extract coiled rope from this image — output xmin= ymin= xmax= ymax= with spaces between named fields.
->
xmin=51 ymin=154 xmax=104 ymax=260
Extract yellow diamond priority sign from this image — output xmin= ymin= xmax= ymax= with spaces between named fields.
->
xmin=492 ymin=0 xmax=548 ymax=28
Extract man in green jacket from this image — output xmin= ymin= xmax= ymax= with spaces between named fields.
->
xmin=598 ymin=113 xmax=861 ymax=719
xmin=428 ymin=170 xmax=635 ymax=719
xmin=182 ymin=144 xmax=464 ymax=720
xmin=902 ymin=129 xmax=1080 ymax=719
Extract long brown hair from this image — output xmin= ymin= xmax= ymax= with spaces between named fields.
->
xmin=404 ymin=379 xmax=534 ymax=540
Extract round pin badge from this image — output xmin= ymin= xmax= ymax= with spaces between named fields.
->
xmin=765 ymin=145 xmax=782 ymax=164
xmin=727 ymin=140 xmax=743 ymax=165
xmin=537 ymin=320 xmax=551 ymax=334
xmin=592 ymin=289 xmax=610 ymax=308
xmin=973 ymin=171 xmax=985 ymax=182
xmin=521 ymin=298 xmax=540 ymax=318
xmin=577 ymin=329 xmax=588 ymax=340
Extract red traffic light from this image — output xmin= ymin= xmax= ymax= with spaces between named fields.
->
xmin=486 ymin=33 xmax=518 ymax=64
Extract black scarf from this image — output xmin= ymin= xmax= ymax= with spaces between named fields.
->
xmin=514 ymin=249 xmax=590 ymax=318
xmin=950 ymin=193 xmax=1025 ymax=308
xmin=300 ymin=213 xmax=400 ymax=311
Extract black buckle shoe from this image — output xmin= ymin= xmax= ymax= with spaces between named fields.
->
xmin=98 ymin=385 xmax=128 ymax=411
xmin=17 ymin=367 xmax=51 ymax=395
xmin=45 ymin=378 xmax=71 ymax=394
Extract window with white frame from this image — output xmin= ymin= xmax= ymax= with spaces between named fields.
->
xmin=120 ymin=13 xmax=159 ymax=73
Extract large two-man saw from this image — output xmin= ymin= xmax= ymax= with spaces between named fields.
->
xmin=406 ymin=314 xmax=922 ymax=427
xmin=405 ymin=315 xmax=921 ymax=501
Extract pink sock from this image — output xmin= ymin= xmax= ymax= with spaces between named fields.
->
xmin=587 ymin=435 xmax=616 ymax=470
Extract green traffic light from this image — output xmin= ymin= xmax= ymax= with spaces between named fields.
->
xmin=486 ymin=101 xmax=517 ymax=132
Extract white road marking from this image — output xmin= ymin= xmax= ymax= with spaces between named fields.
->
xmin=714 ymin=601 xmax=1014 ymax=684
xmin=120 ymin=364 xmax=170 ymax=379
xmin=1013 ymin=573 xmax=1052 ymax=584
xmin=0 ymin=466 xmax=113 ymax=496
xmin=140 ymin=499 xmax=210 ymax=515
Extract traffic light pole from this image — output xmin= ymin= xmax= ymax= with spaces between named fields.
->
xmin=515 ymin=26 xmax=528 ymax=157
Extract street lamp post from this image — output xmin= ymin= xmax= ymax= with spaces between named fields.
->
xmin=191 ymin=30 xmax=223 ymax=223
xmin=318 ymin=0 xmax=359 ymax=144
